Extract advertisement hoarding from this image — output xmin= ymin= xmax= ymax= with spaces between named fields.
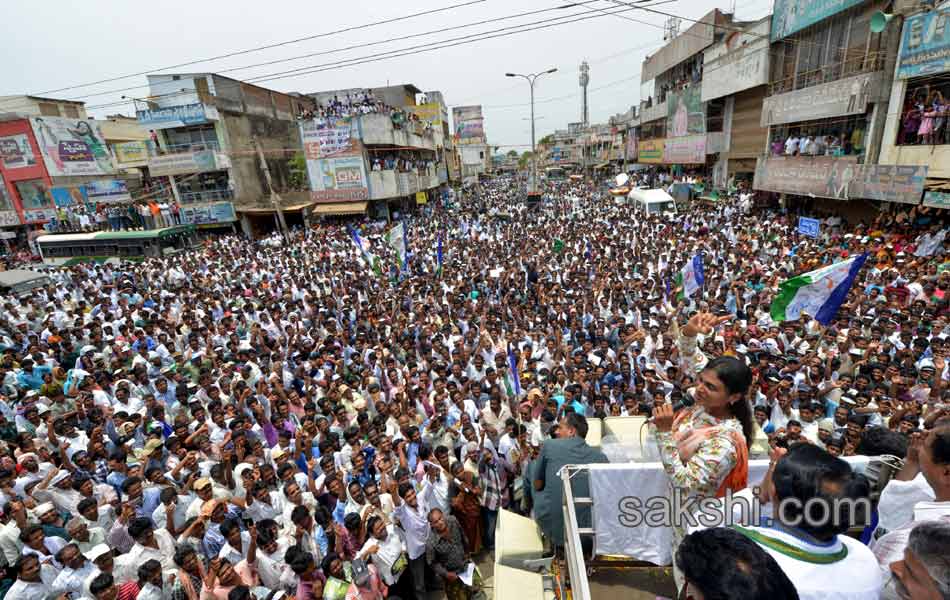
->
xmin=754 ymin=156 xmax=927 ymax=203
xmin=114 ymin=141 xmax=151 ymax=165
xmin=761 ymin=72 xmax=880 ymax=126
xmin=30 ymin=117 xmax=114 ymax=177
xmin=136 ymin=103 xmax=217 ymax=130
xmin=667 ymin=85 xmax=705 ymax=137
xmin=637 ymin=139 xmax=665 ymax=164
xmin=663 ymin=135 xmax=706 ymax=164
xmin=300 ymin=117 xmax=354 ymax=159
xmin=85 ymin=180 xmax=132 ymax=204
xmin=625 ymin=129 xmax=639 ymax=161
xmin=180 ymin=202 xmax=237 ymax=224
xmin=306 ymin=153 xmax=369 ymax=203
xmin=409 ymin=103 xmax=443 ymax=126
xmin=771 ymin=0 xmax=864 ymax=42
xmin=702 ymin=19 xmax=771 ymax=102
xmin=149 ymin=151 xmax=219 ymax=177
xmin=0 ymin=134 xmax=37 ymax=169
xmin=453 ymin=106 xmax=485 ymax=144
xmin=897 ymin=9 xmax=950 ymax=79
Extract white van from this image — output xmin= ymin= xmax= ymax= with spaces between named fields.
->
xmin=627 ymin=188 xmax=677 ymax=216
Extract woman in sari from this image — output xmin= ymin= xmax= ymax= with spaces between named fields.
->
xmin=447 ymin=461 xmax=482 ymax=555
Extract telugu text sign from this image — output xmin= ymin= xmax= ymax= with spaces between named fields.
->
xmin=771 ymin=0 xmax=864 ymax=42
xmin=702 ymin=19 xmax=771 ymax=102
xmin=754 ymin=157 xmax=927 ymax=203
xmin=897 ymin=9 xmax=950 ymax=79
xmin=136 ymin=103 xmax=213 ymax=129
xmin=30 ymin=117 xmax=115 ymax=177
xmin=148 ymin=151 xmax=218 ymax=177
xmin=663 ymin=135 xmax=706 ymax=164
xmin=637 ymin=139 xmax=665 ymax=164
xmin=305 ymin=153 xmax=369 ymax=203
xmin=761 ymin=72 xmax=881 ymax=127
xmin=300 ymin=117 xmax=353 ymax=158
xmin=114 ymin=141 xmax=150 ymax=165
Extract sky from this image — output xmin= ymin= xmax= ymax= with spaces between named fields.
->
xmin=2 ymin=0 xmax=773 ymax=152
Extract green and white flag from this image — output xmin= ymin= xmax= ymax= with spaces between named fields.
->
xmin=770 ymin=254 xmax=868 ymax=325
xmin=675 ymin=254 xmax=704 ymax=301
xmin=385 ymin=222 xmax=408 ymax=272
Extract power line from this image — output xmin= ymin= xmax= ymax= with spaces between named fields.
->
xmin=77 ymin=3 xmax=652 ymax=112
xmin=29 ymin=0 xmax=490 ymax=97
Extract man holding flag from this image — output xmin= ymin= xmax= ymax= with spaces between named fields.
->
xmin=771 ymin=253 xmax=869 ymax=325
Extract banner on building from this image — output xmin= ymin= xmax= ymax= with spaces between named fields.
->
xmin=409 ymin=103 xmax=443 ymax=126
xmin=637 ymin=139 xmax=665 ymax=164
xmin=452 ymin=106 xmax=485 ymax=144
xmin=667 ymin=84 xmax=705 ymax=137
xmin=754 ymin=157 xmax=927 ymax=203
xmin=300 ymin=117 xmax=354 ymax=158
xmin=180 ymin=201 xmax=237 ymax=224
xmin=30 ymin=117 xmax=114 ymax=177
xmin=664 ymin=135 xmax=706 ymax=164
xmin=149 ymin=151 xmax=219 ymax=177
xmin=897 ymin=8 xmax=950 ymax=79
xmin=136 ymin=103 xmax=217 ymax=129
xmin=306 ymin=153 xmax=369 ymax=203
xmin=625 ymin=129 xmax=639 ymax=161
xmin=114 ymin=141 xmax=151 ymax=165
xmin=0 ymin=134 xmax=37 ymax=169
xmin=85 ymin=180 xmax=132 ymax=204
xmin=761 ymin=72 xmax=881 ymax=126
xmin=702 ymin=19 xmax=771 ymax=102
xmin=0 ymin=210 xmax=21 ymax=227
xmin=50 ymin=186 xmax=89 ymax=207
xmin=771 ymin=0 xmax=864 ymax=42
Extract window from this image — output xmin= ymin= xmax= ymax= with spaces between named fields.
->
xmin=894 ymin=74 xmax=950 ymax=146
xmin=769 ymin=115 xmax=869 ymax=159
xmin=63 ymin=105 xmax=80 ymax=118
xmin=14 ymin=179 xmax=50 ymax=209
xmin=38 ymin=102 xmax=59 ymax=116
xmin=0 ymin=175 xmax=14 ymax=211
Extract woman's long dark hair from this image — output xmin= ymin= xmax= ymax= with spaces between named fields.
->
xmin=704 ymin=356 xmax=755 ymax=450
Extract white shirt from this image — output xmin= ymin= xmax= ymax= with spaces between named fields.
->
xmin=6 ymin=579 xmax=51 ymax=600
xmin=360 ymin=525 xmax=407 ymax=585
xmin=51 ymin=562 xmax=94 ymax=598
xmin=393 ymin=482 xmax=433 ymax=560
xmin=113 ymin=528 xmax=177 ymax=583
xmin=742 ymin=525 xmax=882 ymax=600
xmin=876 ymin=473 xmax=935 ymax=531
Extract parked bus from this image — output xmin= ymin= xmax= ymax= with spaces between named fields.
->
xmin=544 ymin=166 xmax=566 ymax=180
xmin=35 ymin=225 xmax=198 ymax=266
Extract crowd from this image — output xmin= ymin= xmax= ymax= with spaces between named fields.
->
xmin=0 ymin=172 xmax=948 ymax=600
xmin=48 ymin=199 xmax=184 ymax=234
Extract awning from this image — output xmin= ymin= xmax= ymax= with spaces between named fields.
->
xmin=237 ymin=201 xmax=315 ymax=214
xmin=311 ymin=202 xmax=368 ymax=216
xmin=594 ymin=162 xmax=610 ymax=169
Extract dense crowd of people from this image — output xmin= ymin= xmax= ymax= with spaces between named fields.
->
xmin=0 ymin=172 xmax=948 ymax=600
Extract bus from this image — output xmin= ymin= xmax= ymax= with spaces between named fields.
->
xmin=544 ymin=166 xmax=566 ymax=180
xmin=35 ymin=225 xmax=198 ymax=266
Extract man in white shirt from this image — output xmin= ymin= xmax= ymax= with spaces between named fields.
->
xmin=784 ymin=135 xmax=800 ymax=156
xmin=390 ymin=477 xmax=436 ymax=600
xmin=50 ymin=542 xmax=94 ymax=599
xmin=112 ymin=517 xmax=177 ymax=584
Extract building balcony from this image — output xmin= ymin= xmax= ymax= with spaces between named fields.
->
xmin=357 ymin=113 xmax=436 ymax=150
xmin=639 ymin=99 xmax=668 ymax=125
xmin=179 ymin=188 xmax=234 ymax=203
xmin=367 ymin=169 xmax=439 ymax=200
xmin=164 ymin=140 xmax=221 ymax=154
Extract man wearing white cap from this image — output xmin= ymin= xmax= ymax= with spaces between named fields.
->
xmin=50 ymin=542 xmax=94 ymax=599
xmin=33 ymin=468 xmax=82 ymax=515
xmin=81 ymin=544 xmax=114 ymax=600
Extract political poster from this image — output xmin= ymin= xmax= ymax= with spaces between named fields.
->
xmin=0 ymin=134 xmax=37 ymax=169
xmin=300 ymin=117 xmax=354 ymax=158
xmin=30 ymin=117 xmax=114 ymax=176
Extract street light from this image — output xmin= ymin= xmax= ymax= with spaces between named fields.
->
xmin=506 ymin=68 xmax=557 ymax=193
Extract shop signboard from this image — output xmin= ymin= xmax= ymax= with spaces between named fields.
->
xmin=0 ymin=134 xmax=37 ymax=169
xmin=771 ymin=0 xmax=864 ymax=42
xmin=664 ymin=135 xmax=706 ymax=164
xmin=761 ymin=72 xmax=880 ymax=126
xmin=415 ymin=191 xmax=427 ymax=205
xmin=637 ymin=139 xmax=665 ymax=164
xmin=23 ymin=208 xmax=57 ymax=223
xmin=897 ymin=8 xmax=950 ymax=79
xmin=300 ymin=117 xmax=354 ymax=158
xmin=667 ymin=84 xmax=705 ymax=137
xmin=754 ymin=156 xmax=927 ymax=203
xmin=702 ymin=19 xmax=771 ymax=101
xmin=149 ymin=151 xmax=218 ymax=177
xmin=923 ymin=191 xmax=950 ymax=209
xmin=114 ymin=141 xmax=151 ymax=165
xmin=180 ymin=201 xmax=237 ymax=224
xmin=30 ymin=117 xmax=114 ymax=176
xmin=136 ymin=103 xmax=216 ymax=129
xmin=306 ymin=152 xmax=369 ymax=203
xmin=409 ymin=103 xmax=443 ymax=126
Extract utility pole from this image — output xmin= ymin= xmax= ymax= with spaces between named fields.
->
xmin=506 ymin=68 xmax=557 ymax=195
xmin=254 ymin=137 xmax=288 ymax=239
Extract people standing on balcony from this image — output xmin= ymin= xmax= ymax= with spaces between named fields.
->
xmin=784 ymin=134 xmax=800 ymax=156
xmin=919 ymin=93 xmax=937 ymax=146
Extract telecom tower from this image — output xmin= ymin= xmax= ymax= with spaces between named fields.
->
xmin=579 ymin=61 xmax=590 ymax=127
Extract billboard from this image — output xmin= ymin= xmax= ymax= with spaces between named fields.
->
xmin=897 ymin=9 xmax=950 ymax=79
xmin=114 ymin=141 xmax=151 ymax=165
xmin=637 ymin=139 xmax=665 ymax=164
xmin=625 ymin=129 xmax=638 ymax=161
xmin=667 ymin=84 xmax=705 ymax=138
xmin=0 ymin=134 xmax=37 ymax=169
xmin=771 ymin=0 xmax=864 ymax=42
xmin=180 ymin=202 xmax=237 ymax=224
xmin=754 ymin=157 xmax=927 ymax=203
xmin=86 ymin=180 xmax=132 ymax=204
xmin=924 ymin=191 xmax=950 ymax=209
xmin=50 ymin=186 xmax=89 ymax=207
xmin=664 ymin=135 xmax=707 ymax=164
xmin=300 ymin=117 xmax=354 ymax=159
xmin=702 ymin=19 xmax=771 ymax=102
xmin=136 ymin=103 xmax=217 ymax=130
xmin=409 ymin=103 xmax=443 ymax=126
xmin=761 ymin=72 xmax=880 ymax=126
xmin=30 ymin=117 xmax=114 ymax=177
xmin=149 ymin=151 xmax=220 ymax=177
xmin=453 ymin=106 xmax=485 ymax=144
xmin=306 ymin=153 xmax=369 ymax=203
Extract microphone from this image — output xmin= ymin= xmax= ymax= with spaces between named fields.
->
xmin=646 ymin=392 xmax=695 ymax=422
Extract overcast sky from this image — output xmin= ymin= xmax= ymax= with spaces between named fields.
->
xmin=3 ymin=0 xmax=772 ymax=151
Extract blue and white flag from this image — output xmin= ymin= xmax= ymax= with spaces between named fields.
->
xmin=771 ymin=253 xmax=868 ymax=325
xmin=436 ymin=233 xmax=444 ymax=275
xmin=677 ymin=254 xmax=704 ymax=300
xmin=348 ymin=225 xmax=382 ymax=277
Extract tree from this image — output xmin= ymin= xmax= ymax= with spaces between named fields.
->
xmin=288 ymin=153 xmax=308 ymax=190
xmin=518 ymin=151 xmax=535 ymax=169
xmin=538 ymin=134 xmax=555 ymax=146
xmin=507 ymin=149 xmax=519 ymax=158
